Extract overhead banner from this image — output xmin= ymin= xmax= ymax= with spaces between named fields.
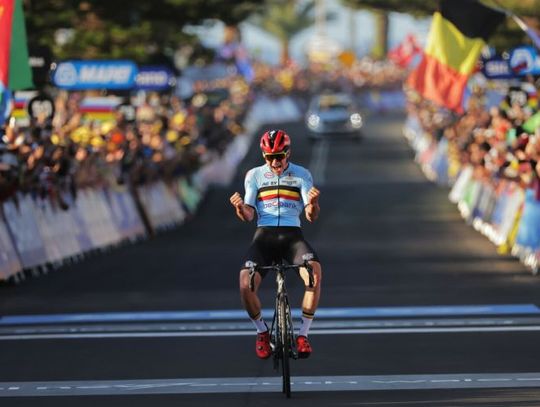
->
xmin=135 ymin=65 xmax=176 ymax=90
xmin=508 ymin=46 xmax=540 ymax=76
xmin=52 ymin=60 xmax=138 ymax=90
xmin=481 ymin=56 xmax=514 ymax=80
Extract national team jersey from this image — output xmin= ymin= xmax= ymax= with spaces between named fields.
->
xmin=244 ymin=162 xmax=313 ymax=227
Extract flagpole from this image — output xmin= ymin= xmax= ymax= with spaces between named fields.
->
xmin=489 ymin=0 xmax=540 ymax=51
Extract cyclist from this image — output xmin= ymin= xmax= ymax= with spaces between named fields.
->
xmin=230 ymin=129 xmax=322 ymax=359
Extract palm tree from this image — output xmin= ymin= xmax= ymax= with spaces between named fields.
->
xmin=251 ymin=0 xmax=316 ymax=65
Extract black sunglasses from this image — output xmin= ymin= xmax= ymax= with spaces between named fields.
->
xmin=263 ymin=152 xmax=287 ymax=161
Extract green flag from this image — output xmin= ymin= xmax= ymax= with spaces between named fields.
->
xmin=523 ymin=111 xmax=540 ymax=134
xmin=8 ymin=0 xmax=33 ymax=90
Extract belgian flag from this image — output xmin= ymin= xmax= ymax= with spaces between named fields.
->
xmin=407 ymin=0 xmax=505 ymax=113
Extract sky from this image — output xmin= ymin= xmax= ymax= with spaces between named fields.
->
xmin=185 ymin=0 xmax=432 ymax=65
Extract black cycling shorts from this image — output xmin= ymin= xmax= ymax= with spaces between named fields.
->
xmin=241 ymin=226 xmax=320 ymax=278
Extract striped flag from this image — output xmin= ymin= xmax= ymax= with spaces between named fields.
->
xmin=0 ymin=0 xmax=32 ymax=89
xmin=407 ymin=0 xmax=505 ymax=113
xmin=0 ymin=0 xmax=33 ymax=123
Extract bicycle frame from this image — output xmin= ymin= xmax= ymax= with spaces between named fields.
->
xmin=246 ymin=254 xmax=314 ymax=398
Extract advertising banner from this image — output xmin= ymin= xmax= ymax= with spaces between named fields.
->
xmin=3 ymin=194 xmax=48 ymax=269
xmin=52 ymin=60 xmax=138 ymax=90
xmin=66 ymin=193 xmax=94 ymax=253
xmin=135 ymin=66 xmax=176 ymax=91
xmin=508 ymin=46 xmax=540 ymax=76
xmin=481 ymin=56 xmax=514 ymax=79
xmin=0 ymin=208 xmax=22 ymax=279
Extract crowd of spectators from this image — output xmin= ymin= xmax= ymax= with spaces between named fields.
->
xmin=405 ymin=78 xmax=540 ymax=196
xmin=251 ymin=57 xmax=407 ymax=99
xmin=0 ymin=75 xmax=251 ymax=210
xmin=0 ymin=56 xmax=408 ymax=212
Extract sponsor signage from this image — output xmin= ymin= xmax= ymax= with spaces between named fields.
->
xmin=481 ymin=56 xmax=513 ymax=79
xmin=27 ymin=93 xmax=55 ymax=122
xmin=52 ymin=60 xmax=138 ymax=90
xmin=135 ymin=66 xmax=176 ymax=90
xmin=508 ymin=46 xmax=540 ymax=76
xmin=28 ymin=45 xmax=53 ymax=88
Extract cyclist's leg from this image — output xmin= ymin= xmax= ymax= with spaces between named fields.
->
xmin=239 ymin=267 xmax=264 ymax=323
xmin=239 ymin=228 xmax=273 ymax=333
xmin=240 ymin=266 xmax=273 ymax=359
xmin=299 ymin=260 xmax=322 ymax=315
xmin=289 ymin=236 xmax=322 ymax=352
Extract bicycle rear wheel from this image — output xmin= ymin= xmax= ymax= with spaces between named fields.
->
xmin=278 ymin=293 xmax=291 ymax=397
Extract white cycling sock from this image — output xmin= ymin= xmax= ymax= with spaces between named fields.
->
xmin=298 ymin=316 xmax=313 ymax=337
xmin=251 ymin=315 xmax=268 ymax=333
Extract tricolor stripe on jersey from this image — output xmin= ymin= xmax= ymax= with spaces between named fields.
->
xmin=257 ymin=185 xmax=301 ymax=201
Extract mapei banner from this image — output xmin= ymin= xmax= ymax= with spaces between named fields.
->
xmin=52 ymin=60 xmax=138 ymax=90
xmin=135 ymin=66 xmax=176 ymax=90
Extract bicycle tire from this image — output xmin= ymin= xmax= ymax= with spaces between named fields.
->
xmin=278 ymin=293 xmax=291 ymax=397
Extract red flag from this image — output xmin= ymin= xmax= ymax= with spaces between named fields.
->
xmin=388 ymin=34 xmax=422 ymax=68
xmin=0 ymin=0 xmax=15 ymax=86
xmin=406 ymin=0 xmax=505 ymax=113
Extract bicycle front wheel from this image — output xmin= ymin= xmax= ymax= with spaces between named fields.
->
xmin=278 ymin=293 xmax=291 ymax=397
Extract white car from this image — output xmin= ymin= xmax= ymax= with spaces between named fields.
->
xmin=305 ymin=93 xmax=363 ymax=141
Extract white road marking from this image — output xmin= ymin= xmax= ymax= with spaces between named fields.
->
xmin=309 ymin=140 xmax=329 ymax=185
xmin=2 ymin=373 xmax=540 ymax=396
xmin=3 ymin=316 xmax=538 ymax=336
xmin=3 ymin=324 xmax=540 ymax=340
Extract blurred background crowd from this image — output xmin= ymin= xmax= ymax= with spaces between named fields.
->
xmin=0 ymin=57 xmax=406 ymax=211
xmin=406 ymin=80 xmax=540 ymax=192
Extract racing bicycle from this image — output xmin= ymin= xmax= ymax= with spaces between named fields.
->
xmin=247 ymin=254 xmax=314 ymax=398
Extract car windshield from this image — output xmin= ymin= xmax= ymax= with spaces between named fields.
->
xmin=320 ymin=102 xmax=349 ymax=111
xmin=316 ymin=95 xmax=352 ymax=112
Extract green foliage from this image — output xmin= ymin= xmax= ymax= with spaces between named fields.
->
xmin=342 ymin=0 xmax=436 ymax=17
xmin=23 ymin=0 xmax=262 ymax=62
xmin=342 ymin=0 xmax=540 ymax=54
xmin=251 ymin=0 xmax=315 ymax=41
xmin=249 ymin=0 xmax=336 ymax=64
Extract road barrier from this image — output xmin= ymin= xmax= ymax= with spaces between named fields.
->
xmin=0 ymin=96 xmax=300 ymax=283
xmin=404 ymin=115 xmax=539 ymax=274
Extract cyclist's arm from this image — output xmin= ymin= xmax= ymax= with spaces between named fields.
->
xmin=230 ymin=192 xmax=255 ymax=222
xmin=305 ymin=187 xmax=320 ymax=222
xmin=231 ymin=169 xmax=257 ymax=222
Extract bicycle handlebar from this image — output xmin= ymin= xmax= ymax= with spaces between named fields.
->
xmin=246 ymin=254 xmax=315 ymax=292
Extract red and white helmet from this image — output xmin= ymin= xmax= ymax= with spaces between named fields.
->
xmin=260 ymin=129 xmax=291 ymax=153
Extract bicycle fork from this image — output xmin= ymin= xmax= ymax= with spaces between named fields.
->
xmin=270 ymin=272 xmax=297 ymax=370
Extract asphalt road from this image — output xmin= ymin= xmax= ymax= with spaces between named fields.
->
xmin=1 ymin=107 xmax=540 ymax=406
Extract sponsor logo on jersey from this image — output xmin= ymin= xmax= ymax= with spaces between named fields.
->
xmin=263 ymin=201 xmax=297 ymax=209
xmin=264 ymin=172 xmax=274 ymax=179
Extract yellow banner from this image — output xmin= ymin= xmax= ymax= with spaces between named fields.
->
xmin=425 ymin=12 xmax=485 ymax=75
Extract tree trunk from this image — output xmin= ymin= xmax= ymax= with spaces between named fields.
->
xmin=280 ymin=38 xmax=290 ymax=66
xmin=371 ymin=10 xmax=389 ymax=60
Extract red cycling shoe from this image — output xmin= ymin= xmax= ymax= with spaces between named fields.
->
xmin=256 ymin=331 xmax=272 ymax=359
xmin=296 ymin=335 xmax=312 ymax=358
